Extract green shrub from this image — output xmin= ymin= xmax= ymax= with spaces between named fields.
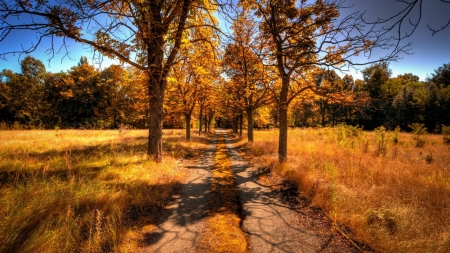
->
xmin=442 ymin=125 xmax=450 ymax=144
xmin=374 ymin=126 xmax=389 ymax=155
xmin=408 ymin=123 xmax=427 ymax=147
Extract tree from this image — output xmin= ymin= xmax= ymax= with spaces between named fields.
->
xmin=241 ymin=0 xmax=406 ymax=162
xmin=99 ymin=65 xmax=135 ymax=128
xmin=222 ymin=13 xmax=272 ymax=142
xmin=362 ymin=0 xmax=450 ymax=36
xmin=431 ymin=63 xmax=450 ymax=87
xmin=166 ymin=11 xmax=219 ymax=140
xmin=0 ymin=57 xmax=47 ymax=127
xmin=0 ymin=0 xmax=217 ymax=161
xmin=60 ymin=59 xmax=101 ymax=127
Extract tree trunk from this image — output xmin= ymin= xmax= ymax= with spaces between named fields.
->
xmin=247 ymin=108 xmax=254 ymax=142
xmin=239 ymin=112 xmax=243 ymax=137
xmin=147 ymin=78 xmax=164 ymax=162
xmin=198 ymin=106 xmax=203 ymax=135
xmin=147 ymin=41 xmax=165 ymax=162
xmin=278 ymin=76 xmax=289 ymax=163
xmin=185 ymin=113 xmax=191 ymax=141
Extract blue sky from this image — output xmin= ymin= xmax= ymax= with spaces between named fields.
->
xmin=0 ymin=0 xmax=449 ymax=81
xmin=340 ymin=0 xmax=450 ymax=81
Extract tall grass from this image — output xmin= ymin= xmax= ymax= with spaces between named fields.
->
xmin=0 ymin=129 xmax=207 ymax=253
xmin=246 ymin=127 xmax=450 ymax=253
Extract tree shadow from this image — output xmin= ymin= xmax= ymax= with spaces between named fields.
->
xmin=137 ymin=135 xmax=217 ymax=251
xmin=0 ymin=133 xmax=216 ymax=252
xmin=222 ymin=133 xmax=367 ymax=253
xmin=0 ymin=134 xmax=212 ymax=186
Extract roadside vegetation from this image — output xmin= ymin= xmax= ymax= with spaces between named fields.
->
xmin=0 ymin=129 xmax=208 ymax=253
xmin=246 ymin=126 xmax=450 ymax=253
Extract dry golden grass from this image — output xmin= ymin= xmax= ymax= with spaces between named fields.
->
xmin=198 ymin=135 xmax=248 ymax=253
xmin=246 ymin=127 xmax=450 ymax=253
xmin=0 ymin=129 xmax=208 ymax=253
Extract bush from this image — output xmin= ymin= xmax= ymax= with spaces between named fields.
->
xmin=374 ymin=126 xmax=389 ymax=155
xmin=408 ymin=123 xmax=427 ymax=147
xmin=442 ymin=125 xmax=450 ymax=144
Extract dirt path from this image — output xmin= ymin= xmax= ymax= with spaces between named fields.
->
xmin=222 ymin=129 xmax=361 ymax=253
xmin=139 ymin=130 xmax=363 ymax=253
xmin=137 ymin=136 xmax=217 ymax=253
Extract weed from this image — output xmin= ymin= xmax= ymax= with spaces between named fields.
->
xmin=374 ymin=126 xmax=389 ymax=155
xmin=392 ymin=125 xmax=401 ymax=145
xmin=366 ymin=208 xmax=397 ymax=235
xmin=426 ymin=151 xmax=433 ymax=164
xmin=325 ymin=163 xmax=338 ymax=225
xmin=360 ymin=132 xmax=369 ymax=153
xmin=409 ymin=123 xmax=428 ymax=147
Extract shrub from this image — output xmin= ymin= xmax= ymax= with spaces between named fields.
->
xmin=442 ymin=125 xmax=450 ymax=144
xmin=374 ymin=126 xmax=389 ymax=155
xmin=408 ymin=123 xmax=427 ymax=147
xmin=392 ymin=125 xmax=401 ymax=145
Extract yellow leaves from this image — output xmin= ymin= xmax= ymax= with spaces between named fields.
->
xmin=167 ymin=76 xmax=177 ymax=84
xmin=181 ymin=38 xmax=190 ymax=45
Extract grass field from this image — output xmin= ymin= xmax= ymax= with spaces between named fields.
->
xmin=0 ymin=129 xmax=208 ymax=253
xmin=245 ymin=126 xmax=450 ymax=253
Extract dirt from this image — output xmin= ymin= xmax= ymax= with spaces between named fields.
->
xmin=136 ymin=130 xmax=371 ymax=253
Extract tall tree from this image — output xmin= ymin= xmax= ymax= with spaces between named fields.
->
xmin=241 ymin=0 xmax=406 ymax=162
xmin=361 ymin=62 xmax=391 ymax=128
xmin=0 ymin=0 xmax=217 ymax=161
xmin=0 ymin=57 xmax=47 ymax=127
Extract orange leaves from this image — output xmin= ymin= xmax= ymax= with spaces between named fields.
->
xmin=48 ymin=6 xmax=81 ymax=37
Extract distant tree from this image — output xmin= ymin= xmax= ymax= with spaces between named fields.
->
xmin=0 ymin=57 xmax=47 ymax=127
xmin=166 ymin=11 xmax=219 ymax=140
xmin=99 ymin=65 xmax=135 ymax=129
xmin=431 ymin=63 xmax=450 ymax=87
xmin=61 ymin=60 xmax=101 ymax=127
xmin=222 ymin=13 xmax=272 ymax=142
xmin=360 ymin=63 xmax=392 ymax=128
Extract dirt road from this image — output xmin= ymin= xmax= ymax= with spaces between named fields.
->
xmin=138 ymin=130 xmax=362 ymax=253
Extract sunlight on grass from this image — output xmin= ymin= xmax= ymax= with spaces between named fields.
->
xmin=247 ymin=127 xmax=450 ymax=253
xmin=0 ymin=129 xmax=206 ymax=253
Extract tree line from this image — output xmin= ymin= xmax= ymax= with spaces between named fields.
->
xmin=288 ymin=62 xmax=450 ymax=133
xmin=2 ymin=54 xmax=450 ymax=136
xmin=0 ymin=56 xmax=148 ymax=129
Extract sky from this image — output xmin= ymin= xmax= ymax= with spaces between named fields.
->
xmin=0 ymin=0 xmax=449 ymax=81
